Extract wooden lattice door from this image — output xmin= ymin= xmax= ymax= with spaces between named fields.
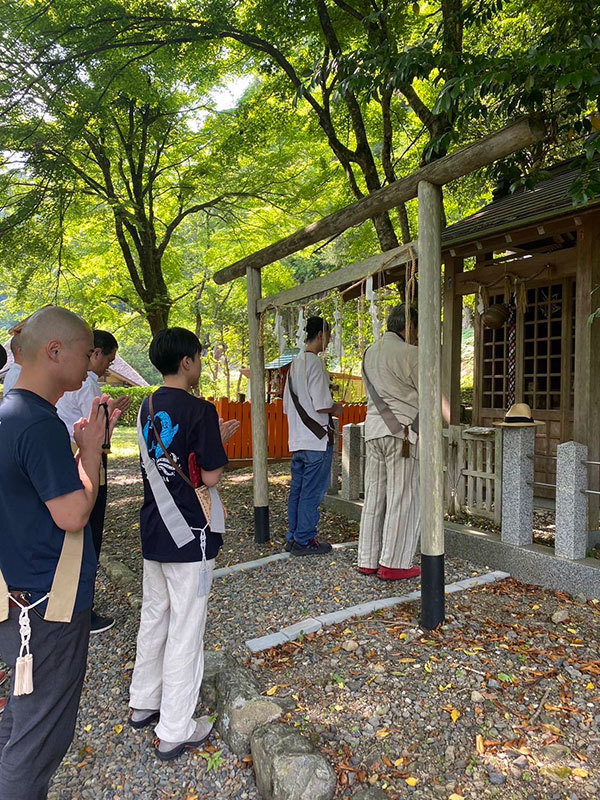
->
xmin=476 ymin=279 xmax=575 ymax=498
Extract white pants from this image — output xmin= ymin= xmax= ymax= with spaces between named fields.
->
xmin=129 ymin=559 xmax=214 ymax=742
xmin=358 ymin=436 xmax=420 ymax=570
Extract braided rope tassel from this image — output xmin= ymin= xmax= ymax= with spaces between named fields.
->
xmin=11 ymin=593 xmax=49 ymax=695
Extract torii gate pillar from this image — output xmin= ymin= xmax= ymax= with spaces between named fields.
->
xmin=246 ymin=265 xmax=270 ymax=542
xmin=418 ymin=180 xmax=445 ymax=629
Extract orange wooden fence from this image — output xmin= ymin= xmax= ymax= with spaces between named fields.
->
xmin=209 ymin=398 xmax=366 ymax=460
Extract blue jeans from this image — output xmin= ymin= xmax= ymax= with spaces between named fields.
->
xmin=287 ymin=445 xmax=333 ymax=546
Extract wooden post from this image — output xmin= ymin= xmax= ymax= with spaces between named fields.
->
xmin=442 ymin=257 xmax=464 ymax=424
xmin=246 ymin=266 xmax=270 ymax=542
xmin=418 ymin=180 xmax=445 ymax=630
xmin=573 ymin=214 xmax=600 ymax=529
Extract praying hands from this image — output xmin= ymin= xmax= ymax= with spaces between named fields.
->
xmin=219 ymin=418 xmax=240 ymax=445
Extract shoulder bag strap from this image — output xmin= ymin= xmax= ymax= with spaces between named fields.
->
xmin=286 ymin=370 xmax=327 ymax=440
xmin=362 ymin=349 xmax=420 ymax=435
xmin=148 ymin=394 xmax=195 ymax=489
xmin=148 ymin=395 xmax=217 ymax=526
xmin=361 ymin=351 xmax=403 ymax=436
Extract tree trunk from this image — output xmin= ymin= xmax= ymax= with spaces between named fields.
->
xmin=146 ymin=299 xmax=171 ymax=335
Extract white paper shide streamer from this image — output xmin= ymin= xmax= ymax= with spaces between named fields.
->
xmin=331 ymin=303 xmax=344 ymax=370
xmin=274 ymin=309 xmax=286 ymax=354
xmin=295 ymin=307 xmax=305 ymax=350
xmin=366 ymin=276 xmax=380 ymax=339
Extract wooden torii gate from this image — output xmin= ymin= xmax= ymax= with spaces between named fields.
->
xmin=214 ymin=116 xmax=546 ymax=629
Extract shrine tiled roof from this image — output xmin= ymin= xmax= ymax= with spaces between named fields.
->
xmin=442 ymin=159 xmax=600 ymax=248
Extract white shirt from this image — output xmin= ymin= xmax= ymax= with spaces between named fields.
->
xmin=56 ymin=371 xmax=102 ymax=440
xmin=283 ymin=350 xmax=333 ymax=452
xmin=2 ymin=363 xmax=21 ymax=396
xmin=363 ymin=332 xmax=419 ymax=443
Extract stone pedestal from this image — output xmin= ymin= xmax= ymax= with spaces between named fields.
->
xmin=501 ymin=426 xmax=535 ymax=546
xmin=327 ymin=418 xmax=340 ymax=495
xmin=341 ymin=423 xmax=362 ymax=501
xmin=555 ymin=441 xmax=588 ymax=560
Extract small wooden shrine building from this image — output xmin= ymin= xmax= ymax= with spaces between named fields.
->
xmin=437 ymin=160 xmax=600 ymax=494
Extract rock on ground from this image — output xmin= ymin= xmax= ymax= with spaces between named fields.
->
xmin=251 ymin=722 xmax=336 ymax=800
xmin=216 ymin=665 xmax=284 ymax=755
xmin=352 ymin=789 xmax=388 ymax=800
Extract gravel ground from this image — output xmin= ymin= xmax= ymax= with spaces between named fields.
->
xmin=44 ymin=429 xmax=599 ymax=798
xmin=247 ymin=579 xmax=600 ymax=800
xmin=43 ymin=430 xmax=494 ymax=799
xmin=48 ymin=570 xmax=261 ymax=800
xmin=206 ymin=547 xmax=490 ymax=656
xmin=103 ymin=438 xmax=361 ymax=578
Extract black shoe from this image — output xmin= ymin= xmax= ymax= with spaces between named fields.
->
xmin=90 ymin=611 xmax=115 ymax=634
xmin=284 ymin=540 xmax=293 ymax=552
xmin=290 ymin=538 xmax=333 ymax=557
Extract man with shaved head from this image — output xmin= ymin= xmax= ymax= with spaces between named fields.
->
xmin=0 ymin=306 xmax=120 ymax=799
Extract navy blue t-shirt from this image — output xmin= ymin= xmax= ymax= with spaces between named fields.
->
xmin=0 ymin=390 xmax=97 ymax=612
xmin=139 ymin=388 xmax=228 ymax=562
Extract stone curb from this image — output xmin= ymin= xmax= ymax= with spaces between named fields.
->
xmin=214 ymin=540 xmax=357 ymax=579
xmin=245 ymin=570 xmax=510 ymax=653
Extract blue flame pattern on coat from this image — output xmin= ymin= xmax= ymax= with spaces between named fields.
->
xmin=143 ymin=411 xmax=179 ymax=459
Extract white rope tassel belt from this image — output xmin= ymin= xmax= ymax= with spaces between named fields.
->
xmin=9 ymin=593 xmax=50 ymax=696
xmin=191 ymin=525 xmax=212 ymax=597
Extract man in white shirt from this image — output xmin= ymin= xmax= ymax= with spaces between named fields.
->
xmin=57 ymin=330 xmax=131 ymax=632
xmin=283 ymin=317 xmax=343 ymax=556
xmin=358 ymin=304 xmax=449 ymax=580
xmin=2 ymin=335 xmax=22 ymax=396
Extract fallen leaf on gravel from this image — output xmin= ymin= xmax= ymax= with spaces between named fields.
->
xmin=375 ymin=729 xmax=391 ymax=739
xmin=266 ymin=685 xmax=278 ymax=696
xmin=438 ymin=683 xmax=452 ymax=691
xmin=451 ymin=708 xmax=461 ymax=723
xmin=572 ymin=768 xmax=588 ymax=778
xmin=83 ymin=724 xmax=92 ymax=732
xmin=113 ymin=725 xmax=123 ymax=734
xmin=449 ymin=794 xmax=465 ymax=800
xmin=405 ymin=776 xmax=418 ymax=786
xmin=476 ymin=734 xmax=485 ymax=754
xmin=394 ymin=757 xmax=404 ymax=767
xmin=542 ymin=723 xmax=562 ymax=735
xmin=586 ymin=682 xmax=594 ymax=689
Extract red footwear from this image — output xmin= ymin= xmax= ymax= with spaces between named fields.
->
xmin=0 ymin=670 xmax=7 ymax=687
xmin=0 ymin=697 xmax=6 ymax=714
xmin=377 ymin=565 xmax=421 ymax=581
xmin=358 ymin=567 xmax=378 ymax=575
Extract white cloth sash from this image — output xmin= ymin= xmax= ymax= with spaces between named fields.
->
xmin=137 ymin=407 xmax=195 ymax=549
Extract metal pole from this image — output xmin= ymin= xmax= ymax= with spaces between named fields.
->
xmin=246 ymin=266 xmax=270 ymax=542
xmin=417 ymin=180 xmax=445 ymax=629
